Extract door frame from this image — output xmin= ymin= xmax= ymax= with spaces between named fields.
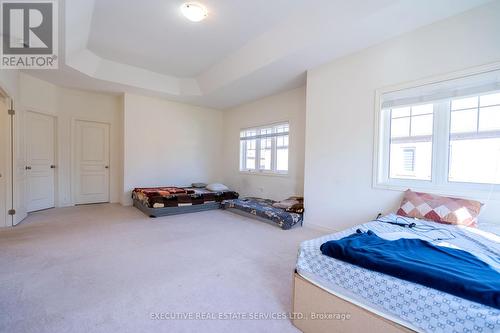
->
xmin=24 ymin=110 xmax=58 ymax=212
xmin=71 ymin=118 xmax=111 ymax=205
xmin=0 ymin=90 xmax=9 ymax=227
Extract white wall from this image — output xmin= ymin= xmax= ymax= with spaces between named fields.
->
xmin=18 ymin=73 xmax=123 ymax=206
xmin=122 ymin=93 xmax=223 ymax=205
xmin=0 ymin=70 xmax=19 ymax=99
xmin=304 ymin=2 xmax=500 ymax=231
xmin=222 ymin=87 xmax=306 ymax=200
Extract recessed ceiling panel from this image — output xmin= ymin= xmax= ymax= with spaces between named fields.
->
xmin=88 ymin=0 xmax=307 ymax=77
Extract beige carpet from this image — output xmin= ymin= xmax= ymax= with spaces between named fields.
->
xmin=0 ymin=204 xmax=323 ymax=333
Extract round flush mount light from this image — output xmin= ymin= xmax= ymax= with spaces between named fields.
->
xmin=180 ymin=3 xmax=208 ymax=22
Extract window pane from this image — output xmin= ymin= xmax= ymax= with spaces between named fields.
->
xmin=259 ymin=138 xmax=272 ymax=170
xmin=390 ymin=117 xmax=410 ymax=138
xmin=246 ymin=129 xmax=257 ymax=137
xmin=478 ymin=106 xmax=500 ymax=131
xmin=391 ymin=107 xmax=410 ymax=118
xmin=264 ymin=137 xmax=273 ymax=148
xmin=246 ymin=157 xmax=255 ymax=170
xmin=276 ymin=148 xmax=288 ymax=171
xmin=260 ymin=127 xmax=272 ymax=135
xmin=451 ymin=96 xmax=478 ymax=110
xmin=275 ymin=124 xmax=289 ymax=133
xmin=389 ymin=106 xmax=433 ymax=181
xmin=390 ymin=142 xmax=432 ymax=180
xmin=480 ymin=92 xmax=500 ymax=107
xmin=276 ymin=135 xmax=288 ymax=148
xmin=411 ymin=104 xmax=433 ymax=116
xmin=246 ymin=139 xmax=256 ymax=169
xmin=450 ymin=110 xmax=478 ymax=133
xmin=260 ymin=150 xmax=271 ymax=170
xmin=239 ymin=141 xmax=245 ymax=169
xmin=449 ymin=137 xmax=500 ymax=184
xmin=411 ymin=114 xmax=433 ymax=136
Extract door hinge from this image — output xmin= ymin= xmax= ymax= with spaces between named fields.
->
xmin=8 ymin=209 xmax=16 ymax=216
xmin=8 ymin=108 xmax=15 ymax=115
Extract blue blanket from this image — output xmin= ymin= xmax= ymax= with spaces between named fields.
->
xmin=320 ymin=230 xmax=500 ymax=309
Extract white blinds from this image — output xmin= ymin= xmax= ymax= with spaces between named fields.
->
xmin=381 ymin=69 xmax=500 ymax=109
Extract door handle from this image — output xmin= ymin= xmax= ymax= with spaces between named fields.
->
xmin=105 ymin=165 xmax=109 ymax=169
xmin=50 ymin=165 xmax=56 ymax=169
xmin=25 ymin=166 xmax=31 ymax=170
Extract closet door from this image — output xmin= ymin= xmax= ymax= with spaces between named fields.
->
xmin=74 ymin=120 xmax=110 ymax=204
xmin=25 ymin=111 xmax=56 ymax=212
xmin=13 ymin=108 xmax=27 ymax=225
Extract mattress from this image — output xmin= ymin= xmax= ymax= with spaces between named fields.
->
xmin=133 ymin=198 xmax=221 ymax=218
xmin=132 ymin=187 xmax=239 ymax=208
xmin=221 ymin=197 xmax=303 ymax=230
xmin=296 ymin=214 xmax=500 ymax=333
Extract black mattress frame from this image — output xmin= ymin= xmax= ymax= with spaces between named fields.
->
xmin=133 ymin=198 xmax=221 ymax=218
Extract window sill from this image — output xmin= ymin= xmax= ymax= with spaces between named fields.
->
xmin=239 ymin=170 xmax=289 ymax=178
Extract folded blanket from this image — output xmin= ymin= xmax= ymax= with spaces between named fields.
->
xmin=133 ymin=187 xmax=194 ymax=199
xmin=320 ymin=230 xmax=500 ymax=309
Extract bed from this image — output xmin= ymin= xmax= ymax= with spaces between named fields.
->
xmin=221 ymin=197 xmax=303 ymax=230
xmin=293 ymin=214 xmax=500 ymax=333
xmin=132 ymin=187 xmax=239 ymax=217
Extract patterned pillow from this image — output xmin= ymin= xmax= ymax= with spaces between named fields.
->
xmin=397 ymin=189 xmax=482 ymax=227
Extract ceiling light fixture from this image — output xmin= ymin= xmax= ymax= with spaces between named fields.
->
xmin=180 ymin=3 xmax=208 ymax=22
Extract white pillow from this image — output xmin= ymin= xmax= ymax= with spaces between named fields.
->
xmin=206 ymin=183 xmax=229 ymax=191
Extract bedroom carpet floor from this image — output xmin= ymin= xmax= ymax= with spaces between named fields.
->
xmin=0 ymin=204 xmax=324 ymax=333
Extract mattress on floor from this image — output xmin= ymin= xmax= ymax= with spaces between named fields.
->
xmin=296 ymin=214 xmax=500 ymax=333
xmin=132 ymin=187 xmax=239 ymax=208
xmin=133 ymin=198 xmax=221 ymax=217
xmin=221 ymin=197 xmax=303 ymax=230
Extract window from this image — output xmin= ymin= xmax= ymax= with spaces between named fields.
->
xmin=389 ymin=105 xmax=433 ymax=180
xmin=240 ymin=122 xmax=289 ymax=174
xmin=375 ymin=67 xmax=500 ymax=197
xmin=449 ymin=93 xmax=500 ymax=184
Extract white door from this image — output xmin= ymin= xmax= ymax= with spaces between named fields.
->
xmin=25 ymin=112 xmax=55 ymax=212
xmin=13 ymin=108 xmax=28 ymax=225
xmin=0 ymin=97 xmax=7 ymax=227
xmin=74 ymin=120 xmax=110 ymax=204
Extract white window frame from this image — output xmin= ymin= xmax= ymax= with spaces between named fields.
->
xmin=240 ymin=122 xmax=289 ymax=176
xmin=373 ymin=63 xmax=500 ymax=200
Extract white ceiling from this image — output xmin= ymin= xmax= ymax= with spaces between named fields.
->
xmin=27 ymin=0 xmax=493 ymax=109
xmin=88 ymin=0 xmax=305 ymax=77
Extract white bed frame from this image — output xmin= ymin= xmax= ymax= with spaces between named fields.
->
xmin=292 ymin=272 xmax=415 ymax=333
